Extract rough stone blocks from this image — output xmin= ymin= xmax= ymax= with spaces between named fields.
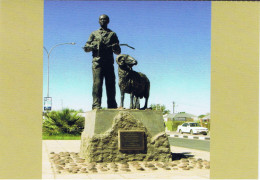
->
xmin=79 ymin=109 xmax=171 ymax=162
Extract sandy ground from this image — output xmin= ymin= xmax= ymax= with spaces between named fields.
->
xmin=42 ymin=140 xmax=210 ymax=179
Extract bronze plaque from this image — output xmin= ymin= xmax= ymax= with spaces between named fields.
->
xmin=118 ymin=130 xmax=145 ymax=151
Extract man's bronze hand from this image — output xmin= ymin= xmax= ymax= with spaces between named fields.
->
xmin=90 ymin=42 xmax=99 ymax=50
xmin=91 ymin=44 xmax=98 ymax=50
xmin=83 ymin=43 xmax=98 ymax=52
xmin=112 ymin=43 xmax=120 ymax=50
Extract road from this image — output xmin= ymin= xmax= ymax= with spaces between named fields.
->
xmin=168 ymin=137 xmax=210 ymax=152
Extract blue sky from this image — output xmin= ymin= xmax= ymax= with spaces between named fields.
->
xmin=43 ymin=1 xmax=211 ymax=116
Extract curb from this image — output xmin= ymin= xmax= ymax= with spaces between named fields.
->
xmin=167 ymin=134 xmax=210 ymax=141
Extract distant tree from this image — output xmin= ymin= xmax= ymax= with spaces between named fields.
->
xmin=150 ymin=104 xmax=170 ymax=115
xmin=198 ymin=113 xmax=210 ymax=119
xmin=198 ymin=114 xmax=206 ymax=118
xmin=42 ymin=108 xmax=84 ymax=135
xmin=78 ymin=109 xmax=84 ymax=113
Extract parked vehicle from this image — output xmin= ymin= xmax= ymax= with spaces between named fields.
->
xmin=177 ymin=122 xmax=208 ymax=135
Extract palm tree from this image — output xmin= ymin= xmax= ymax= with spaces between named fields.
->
xmin=43 ymin=108 xmax=84 ymax=135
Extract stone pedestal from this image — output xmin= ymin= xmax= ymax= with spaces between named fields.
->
xmin=79 ymin=109 xmax=171 ymax=162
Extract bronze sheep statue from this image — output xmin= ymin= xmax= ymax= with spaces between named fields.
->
xmin=116 ymin=54 xmax=150 ymax=109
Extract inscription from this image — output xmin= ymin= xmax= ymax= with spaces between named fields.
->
xmin=118 ymin=130 xmax=145 ymax=151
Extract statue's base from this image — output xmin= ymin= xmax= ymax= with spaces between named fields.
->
xmin=79 ymin=109 xmax=171 ymax=163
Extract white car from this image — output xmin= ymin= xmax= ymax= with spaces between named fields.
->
xmin=177 ymin=122 xmax=208 ymax=135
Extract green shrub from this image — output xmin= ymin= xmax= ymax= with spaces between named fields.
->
xmin=202 ymin=122 xmax=210 ymax=130
xmin=166 ymin=121 xmax=183 ymax=131
xmin=165 ymin=121 xmax=173 ymax=131
xmin=42 ymin=108 xmax=84 ymax=136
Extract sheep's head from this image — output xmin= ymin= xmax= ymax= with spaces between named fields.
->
xmin=116 ymin=54 xmax=138 ymax=71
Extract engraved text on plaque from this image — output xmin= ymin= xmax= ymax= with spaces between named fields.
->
xmin=118 ymin=130 xmax=145 ymax=151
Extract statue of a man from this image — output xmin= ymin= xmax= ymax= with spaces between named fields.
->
xmin=84 ymin=14 xmax=121 ymax=109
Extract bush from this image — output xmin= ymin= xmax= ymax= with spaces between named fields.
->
xmin=166 ymin=121 xmax=183 ymax=131
xmin=202 ymin=122 xmax=210 ymax=131
xmin=42 ymin=108 xmax=84 ymax=136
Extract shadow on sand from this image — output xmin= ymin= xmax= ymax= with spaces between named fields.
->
xmin=171 ymin=152 xmax=194 ymax=161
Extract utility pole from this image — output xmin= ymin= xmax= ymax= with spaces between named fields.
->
xmin=61 ymin=99 xmax=63 ymax=110
xmin=173 ymin=101 xmax=175 ymax=113
xmin=43 ymin=42 xmax=76 ymax=111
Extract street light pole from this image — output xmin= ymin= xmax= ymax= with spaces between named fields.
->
xmin=43 ymin=42 xmax=76 ymax=97
xmin=173 ymin=101 xmax=175 ymax=114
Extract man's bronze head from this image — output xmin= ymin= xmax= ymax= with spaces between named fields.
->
xmin=99 ymin=14 xmax=110 ymax=28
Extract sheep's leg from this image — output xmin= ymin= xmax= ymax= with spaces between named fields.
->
xmin=133 ymin=96 xmax=136 ymax=109
xmin=142 ymin=98 xmax=148 ymax=110
xmin=135 ymin=97 xmax=140 ymax=109
xmin=130 ymin=93 xmax=134 ymax=109
xmin=137 ymin=98 xmax=140 ymax=109
xmin=120 ymin=90 xmax=125 ymax=108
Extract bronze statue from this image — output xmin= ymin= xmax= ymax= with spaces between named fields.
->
xmin=116 ymin=54 xmax=150 ymax=109
xmin=84 ymin=14 xmax=121 ymax=109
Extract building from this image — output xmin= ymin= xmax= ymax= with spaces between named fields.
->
xmin=163 ymin=113 xmax=177 ymax=122
xmin=164 ymin=112 xmax=197 ymax=121
xmin=202 ymin=114 xmax=210 ymax=122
